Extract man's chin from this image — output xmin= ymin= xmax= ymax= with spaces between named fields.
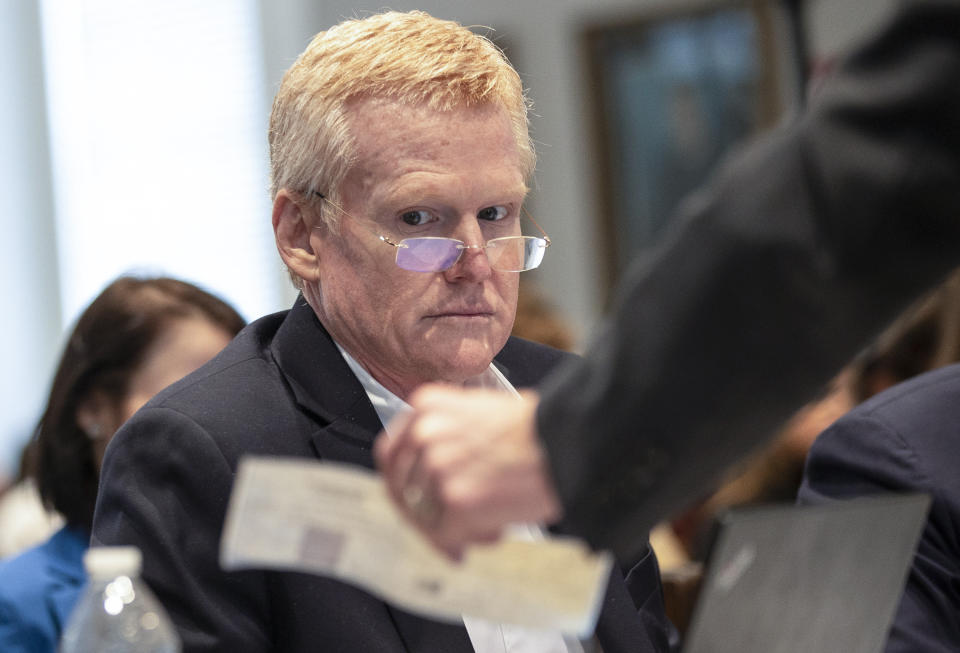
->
xmin=428 ymin=346 xmax=499 ymax=383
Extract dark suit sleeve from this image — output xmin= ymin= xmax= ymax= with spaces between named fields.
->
xmin=573 ymin=536 xmax=672 ymax=653
xmin=798 ymin=415 xmax=960 ymax=652
xmin=535 ymin=0 xmax=960 ymax=562
xmin=504 ymin=339 xmax=674 ymax=650
xmin=92 ymin=407 xmax=272 ymax=652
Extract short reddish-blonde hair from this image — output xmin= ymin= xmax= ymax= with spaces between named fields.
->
xmin=268 ymin=10 xmax=535 ymax=227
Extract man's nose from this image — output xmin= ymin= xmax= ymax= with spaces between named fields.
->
xmin=444 ymin=221 xmax=493 ymax=280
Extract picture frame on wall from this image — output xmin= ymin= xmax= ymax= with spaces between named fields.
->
xmin=584 ymin=0 xmax=784 ymax=293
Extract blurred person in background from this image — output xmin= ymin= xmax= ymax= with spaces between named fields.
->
xmin=0 ymin=442 xmax=64 ymax=559
xmin=511 ymin=280 xmax=576 ymax=353
xmin=0 ymin=276 xmax=245 ymax=653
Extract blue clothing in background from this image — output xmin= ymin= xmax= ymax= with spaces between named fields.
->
xmin=0 ymin=526 xmax=88 ymax=653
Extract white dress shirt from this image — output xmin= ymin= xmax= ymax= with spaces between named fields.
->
xmin=336 ymin=344 xmax=585 ymax=653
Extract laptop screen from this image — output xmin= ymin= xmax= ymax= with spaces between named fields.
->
xmin=681 ymin=494 xmax=930 ymax=653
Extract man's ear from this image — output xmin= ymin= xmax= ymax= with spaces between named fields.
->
xmin=273 ymin=189 xmax=320 ymax=283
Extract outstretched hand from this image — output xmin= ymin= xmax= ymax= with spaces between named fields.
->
xmin=374 ymin=384 xmax=563 ymax=560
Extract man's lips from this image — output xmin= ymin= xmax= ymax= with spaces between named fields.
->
xmin=424 ymin=308 xmax=495 ymax=319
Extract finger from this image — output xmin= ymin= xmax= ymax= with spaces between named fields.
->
xmin=377 ymin=412 xmax=424 ymax=510
xmin=407 ymin=383 xmax=462 ymax=411
xmin=402 ymin=481 xmax=443 ymax=530
xmin=400 ymin=435 xmax=458 ymax=532
xmin=427 ymin=521 xmax=504 ymax=563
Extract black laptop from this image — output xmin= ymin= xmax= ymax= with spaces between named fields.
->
xmin=680 ymin=493 xmax=930 ymax=653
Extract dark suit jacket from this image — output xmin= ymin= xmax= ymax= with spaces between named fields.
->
xmin=536 ymin=0 xmax=960 ymax=563
xmin=799 ymin=363 xmax=960 ymax=652
xmin=92 ymin=298 xmax=670 ymax=652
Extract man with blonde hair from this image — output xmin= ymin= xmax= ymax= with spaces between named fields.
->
xmin=93 ymin=10 xmax=671 ymax=652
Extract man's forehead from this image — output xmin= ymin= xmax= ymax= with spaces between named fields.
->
xmin=377 ymin=176 xmax=529 ymax=206
xmin=341 ymin=97 xmax=527 ymax=199
xmin=345 ymin=96 xmax=516 ymax=148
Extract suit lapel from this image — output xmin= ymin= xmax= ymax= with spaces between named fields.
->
xmin=270 ymin=298 xmax=475 ymax=652
xmin=270 ymin=297 xmax=383 ymax=467
xmin=388 ymin=609 xmax=475 ymax=652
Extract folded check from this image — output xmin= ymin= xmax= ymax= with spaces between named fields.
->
xmin=220 ymin=457 xmax=612 ymax=639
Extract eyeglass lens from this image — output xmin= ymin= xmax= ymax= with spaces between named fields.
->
xmin=396 ymin=237 xmax=547 ymax=273
xmin=398 ymin=238 xmax=463 ymax=272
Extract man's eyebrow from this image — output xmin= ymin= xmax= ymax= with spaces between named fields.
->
xmin=379 ymin=186 xmax=529 ymax=209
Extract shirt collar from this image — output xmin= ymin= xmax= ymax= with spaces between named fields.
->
xmin=334 ymin=343 xmax=519 ymax=433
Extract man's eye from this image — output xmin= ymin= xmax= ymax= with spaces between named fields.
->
xmin=400 ymin=210 xmax=433 ymax=226
xmin=478 ymin=206 xmax=508 ymax=222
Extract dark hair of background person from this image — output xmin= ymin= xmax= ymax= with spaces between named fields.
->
xmin=849 ymin=268 xmax=960 ymax=404
xmin=30 ymin=276 xmax=246 ymax=533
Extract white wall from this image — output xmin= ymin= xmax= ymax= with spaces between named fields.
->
xmin=0 ymin=0 xmax=61 ymax=476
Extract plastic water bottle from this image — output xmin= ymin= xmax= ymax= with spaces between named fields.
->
xmin=60 ymin=546 xmax=181 ymax=653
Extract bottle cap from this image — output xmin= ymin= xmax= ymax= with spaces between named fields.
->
xmin=83 ymin=546 xmax=143 ymax=578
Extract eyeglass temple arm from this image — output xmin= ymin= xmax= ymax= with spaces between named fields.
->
xmin=522 ymin=207 xmax=551 ymax=246
xmin=312 ymin=191 xmax=405 ymax=247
